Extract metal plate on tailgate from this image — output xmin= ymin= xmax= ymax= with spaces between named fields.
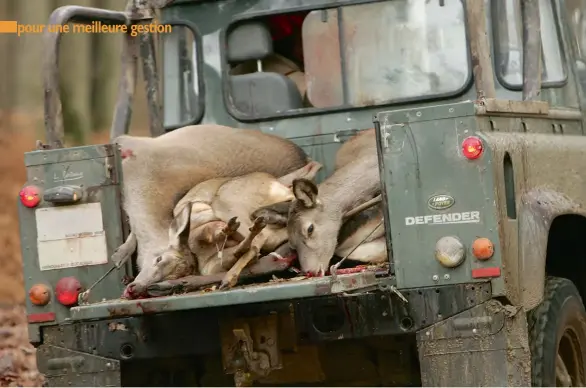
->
xmin=36 ymin=203 xmax=108 ymax=271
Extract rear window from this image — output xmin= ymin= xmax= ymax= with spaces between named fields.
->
xmin=225 ymin=0 xmax=470 ymax=119
xmin=492 ymin=0 xmax=567 ymax=89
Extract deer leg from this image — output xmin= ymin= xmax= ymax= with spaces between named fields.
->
xmin=211 ymin=216 xmax=241 ymax=243
xmin=147 ymin=273 xmax=226 ymax=297
xmin=150 ymin=244 xmax=298 ymax=297
xmin=112 ymin=232 xmax=137 ymax=268
xmin=233 ymin=217 xmax=267 ymax=258
xmin=334 ymin=237 xmax=387 ymax=264
xmin=219 ymin=218 xmax=268 ymax=289
xmin=246 ymin=243 xmax=297 ymax=274
xmin=195 ymin=217 xmax=241 ymax=245
xmin=219 ymin=246 xmax=260 ymax=290
xmin=196 ymin=218 xmax=267 ymax=277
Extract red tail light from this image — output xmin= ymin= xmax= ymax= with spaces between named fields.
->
xmin=19 ymin=185 xmax=41 ymax=208
xmin=55 ymin=277 xmax=82 ymax=306
xmin=461 ymin=136 xmax=483 ymax=160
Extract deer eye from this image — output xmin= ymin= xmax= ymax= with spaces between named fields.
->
xmin=307 ymin=224 xmax=314 ymax=236
xmin=155 ymin=256 xmax=162 ymax=264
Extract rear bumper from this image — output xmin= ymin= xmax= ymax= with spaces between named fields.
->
xmin=39 ymin=284 xmax=531 ymax=387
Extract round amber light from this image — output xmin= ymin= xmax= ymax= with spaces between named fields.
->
xmin=472 ymin=237 xmax=494 ymax=260
xmin=29 ymin=284 xmax=51 ymax=306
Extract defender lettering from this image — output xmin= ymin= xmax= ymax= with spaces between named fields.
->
xmin=405 ymin=211 xmax=480 ymax=226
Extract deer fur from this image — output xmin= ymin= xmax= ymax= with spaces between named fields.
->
xmin=114 ymin=124 xmax=309 ymax=296
xmin=123 ymin=160 xmax=322 ymax=297
xmin=256 ymin=128 xmax=387 ymax=275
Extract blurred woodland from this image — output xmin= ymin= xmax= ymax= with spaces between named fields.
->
xmin=0 ymin=1 xmax=153 ymax=384
xmin=0 ymin=0 xmax=151 ymax=142
xmin=0 ymin=0 xmax=152 ymax=300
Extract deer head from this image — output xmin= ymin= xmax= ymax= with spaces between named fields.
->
xmin=251 ymin=178 xmax=341 ymax=275
xmin=123 ymin=202 xmax=195 ymax=298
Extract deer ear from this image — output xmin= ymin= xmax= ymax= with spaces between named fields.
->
xmin=169 ymin=202 xmax=192 ymax=249
xmin=251 ymin=201 xmax=292 ymax=227
xmin=277 ymin=161 xmax=323 ymax=187
xmin=292 ymin=178 xmax=319 ymax=208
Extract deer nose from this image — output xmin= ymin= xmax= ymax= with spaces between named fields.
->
xmin=122 ymin=282 xmax=146 ymax=299
xmin=122 ymin=284 xmax=135 ymax=299
xmin=304 ymin=268 xmax=326 ymax=277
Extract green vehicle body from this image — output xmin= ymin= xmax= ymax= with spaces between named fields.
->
xmin=18 ymin=0 xmax=586 ymax=385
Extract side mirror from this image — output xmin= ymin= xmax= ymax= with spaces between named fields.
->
xmin=161 ymin=24 xmax=200 ymax=129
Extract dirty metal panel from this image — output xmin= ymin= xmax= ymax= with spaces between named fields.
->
xmin=375 ymin=101 xmax=503 ymax=290
xmin=46 ymin=283 xmax=491 ymax=363
xmin=20 ymin=144 xmax=129 ymax=338
xmin=300 ymin=281 xmax=492 ymax=342
xmin=36 ymin=344 xmax=120 ymax=387
xmin=36 ymin=203 xmax=108 ymax=271
xmin=290 ymin=129 xmax=369 ymax=183
xmin=24 ymin=143 xmax=117 ymax=166
xmin=43 ymin=158 xmax=117 ymax=190
xmin=70 ymin=271 xmax=379 ymax=321
xmin=416 ymin=299 xmax=530 ymax=386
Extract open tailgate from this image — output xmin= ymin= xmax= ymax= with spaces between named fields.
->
xmin=69 ymin=271 xmax=380 ymax=321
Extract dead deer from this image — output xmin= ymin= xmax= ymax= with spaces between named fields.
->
xmin=123 ymin=161 xmax=322 ymax=297
xmin=255 ymin=128 xmax=387 ymax=275
xmin=189 ymin=161 xmax=322 ymax=278
xmin=114 ymin=124 xmax=310 ymax=298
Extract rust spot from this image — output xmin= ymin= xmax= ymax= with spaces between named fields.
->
xmin=334 ymin=265 xmax=369 ymax=275
xmin=107 ymin=306 xmax=132 ymax=318
xmin=102 ymin=143 xmax=115 ymax=153
xmin=108 ymin=322 xmax=128 ymax=332
xmin=136 ymin=302 xmax=168 ymax=315
xmin=315 ymin=284 xmax=331 ymax=295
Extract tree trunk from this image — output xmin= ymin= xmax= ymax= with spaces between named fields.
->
xmin=55 ymin=0 xmax=93 ymax=144
xmin=0 ymin=0 xmax=16 ymax=128
xmin=0 ymin=305 xmax=45 ymax=386
xmin=0 ymin=1 xmax=45 ymax=385
xmin=14 ymin=0 xmax=52 ymax=115
xmin=91 ymin=0 xmax=125 ymax=133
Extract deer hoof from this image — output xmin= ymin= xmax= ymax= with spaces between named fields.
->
xmin=227 ymin=216 xmax=240 ymax=231
xmin=250 ymin=216 xmax=267 ymax=232
xmin=219 ymin=273 xmax=238 ymax=290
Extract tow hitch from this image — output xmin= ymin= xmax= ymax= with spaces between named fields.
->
xmin=220 ymin=315 xmax=283 ymax=386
